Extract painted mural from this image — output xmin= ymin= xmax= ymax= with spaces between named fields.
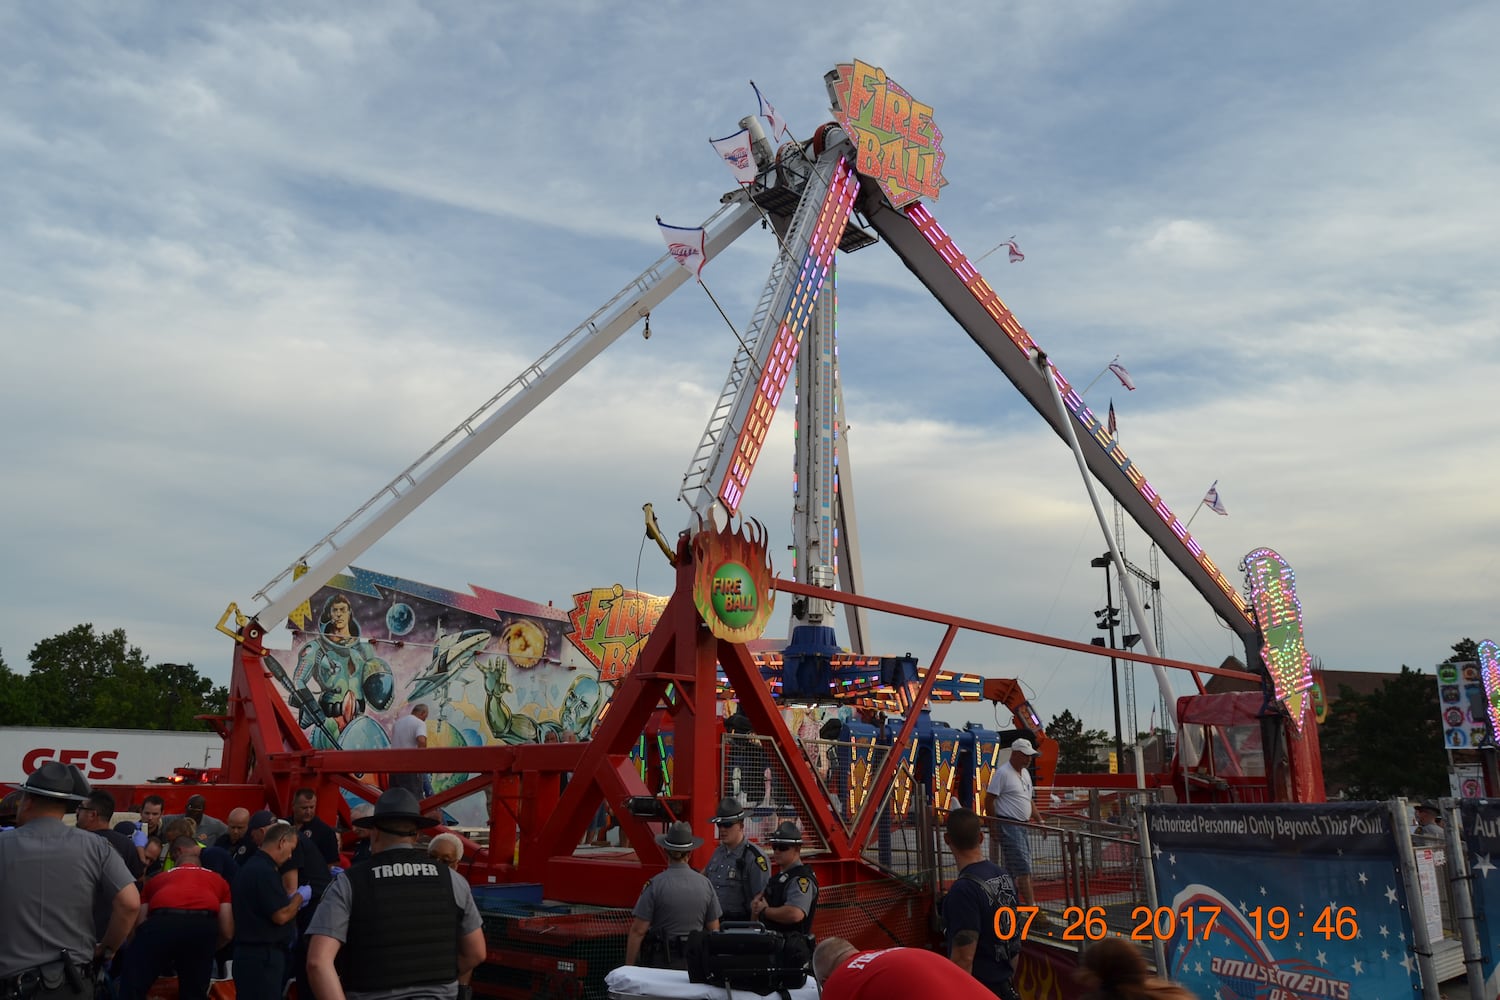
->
xmin=277 ymin=567 xmax=622 ymax=772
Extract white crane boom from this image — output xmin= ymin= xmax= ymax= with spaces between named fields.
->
xmin=244 ymin=196 xmax=759 ymax=629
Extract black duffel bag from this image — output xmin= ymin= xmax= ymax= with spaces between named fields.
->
xmin=687 ymin=922 xmax=812 ymax=996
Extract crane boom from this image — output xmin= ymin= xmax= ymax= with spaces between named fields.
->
xmin=861 ymin=198 xmax=1260 ymax=658
xmin=244 ymin=196 xmax=759 ymax=629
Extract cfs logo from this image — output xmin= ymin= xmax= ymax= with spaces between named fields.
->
xmin=21 ymin=747 xmax=120 ymax=780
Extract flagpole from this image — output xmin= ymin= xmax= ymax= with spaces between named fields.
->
xmin=1076 ymin=355 xmax=1120 ymax=398
xmin=1183 ymin=503 xmax=1204 ymax=532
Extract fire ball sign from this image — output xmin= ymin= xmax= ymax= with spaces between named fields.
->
xmin=828 ymin=58 xmax=946 ymax=209
xmin=693 ymin=520 xmax=775 ymax=643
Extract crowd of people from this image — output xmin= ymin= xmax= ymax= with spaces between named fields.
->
xmin=3 ymin=753 xmax=1208 ymax=1000
xmin=0 ymin=766 xmax=482 ymax=1000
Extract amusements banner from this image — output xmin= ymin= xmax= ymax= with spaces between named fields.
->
xmin=1460 ymin=800 xmax=1500 ymax=997
xmin=1146 ymin=803 xmax=1421 ymax=999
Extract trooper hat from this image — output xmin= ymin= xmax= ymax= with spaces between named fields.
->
xmin=655 ymin=821 xmax=704 ymax=852
xmin=710 ymin=796 xmax=746 ymax=826
xmin=1416 ymin=800 xmax=1441 ymax=814
xmin=766 ymin=820 xmax=803 ymax=847
xmin=1007 ymin=738 xmax=1041 ymax=757
xmin=354 ymin=787 xmax=439 ymax=831
xmin=13 ymin=761 xmax=91 ymax=803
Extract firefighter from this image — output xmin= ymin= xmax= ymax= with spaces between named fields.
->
xmin=305 ymin=788 xmax=485 ymax=1000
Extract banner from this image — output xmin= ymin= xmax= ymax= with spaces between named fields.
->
xmin=1460 ymin=800 xmax=1500 ymax=996
xmin=1146 ymin=803 xmax=1421 ymax=999
xmin=1437 ymin=660 xmax=1488 ymax=749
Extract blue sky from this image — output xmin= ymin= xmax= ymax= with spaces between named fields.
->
xmin=2 ymin=3 xmax=1497 ymax=739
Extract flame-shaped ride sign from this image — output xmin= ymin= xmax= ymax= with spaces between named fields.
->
xmin=693 ymin=519 xmax=776 ymax=643
xmin=828 ymin=58 xmax=946 ymax=210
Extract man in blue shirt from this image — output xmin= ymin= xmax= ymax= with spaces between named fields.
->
xmin=231 ymin=820 xmax=307 ymax=999
xmin=940 ymin=808 xmax=1021 ymax=1000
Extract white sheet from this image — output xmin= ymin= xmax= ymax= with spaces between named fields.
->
xmin=604 ymin=965 xmax=822 ymax=999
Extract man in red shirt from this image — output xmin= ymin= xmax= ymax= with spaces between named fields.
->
xmin=813 ymin=938 xmax=1000 ymax=999
xmin=120 ymin=837 xmax=233 ymax=1000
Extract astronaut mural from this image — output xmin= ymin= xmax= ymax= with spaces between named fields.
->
xmin=277 ymin=567 xmax=614 ymax=798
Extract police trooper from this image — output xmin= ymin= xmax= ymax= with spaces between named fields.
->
xmin=306 ymin=788 xmax=486 ymax=1000
xmin=703 ymin=797 xmax=769 ymax=922
xmin=624 ymin=822 xmax=722 ymax=970
xmin=0 ymin=763 xmax=141 ymax=999
xmin=752 ymin=821 xmax=818 ymax=934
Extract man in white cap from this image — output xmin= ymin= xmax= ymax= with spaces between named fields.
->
xmin=624 ymin=821 xmax=721 ymax=969
xmin=984 ymin=739 xmax=1042 ymax=908
xmin=0 ymin=762 xmax=141 ymax=999
xmin=704 ymin=797 xmax=769 ymax=922
xmin=306 ymin=788 xmax=485 ymax=1000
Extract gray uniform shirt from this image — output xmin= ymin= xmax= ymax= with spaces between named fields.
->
xmin=632 ymin=861 xmax=722 ymax=941
xmin=703 ymin=840 xmax=769 ymax=920
xmin=0 ymin=817 xmax=134 ymax=977
xmin=306 ymin=863 xmax=483 ymax=1000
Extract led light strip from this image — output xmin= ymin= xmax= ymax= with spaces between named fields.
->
xmin=904 ymin=202 xmax=1250 ymax=620
xmin=1479 ymin=639 xmax=1500 ymax=743
xmin=1241 ymin=547 xmax=1315 ymax=728
xmin=719 ymin=158 xmax=860 ymax=510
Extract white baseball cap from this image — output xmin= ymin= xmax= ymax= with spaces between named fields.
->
xmin=1008 ymin=738 xmax=1040 ymax=756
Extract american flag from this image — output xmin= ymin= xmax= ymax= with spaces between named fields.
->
xmin=1107 ymin=400 xmax=1117 ymax=436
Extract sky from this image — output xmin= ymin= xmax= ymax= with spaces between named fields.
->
xmin=2 ymin=2 xmax=1497 ymax=742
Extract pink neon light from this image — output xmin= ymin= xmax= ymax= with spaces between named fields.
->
xmin=718 ymin=158 xmax=858 ymax=511
xmin=1479 ymin=640 xmax=1500 ymax=742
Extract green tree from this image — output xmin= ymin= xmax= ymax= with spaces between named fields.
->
xmin=1047 ymin=709 xmax=1111 ymax=774
xmin=1452 ymin=638 xmax=1480 ymax=663
xmin=10 ymin=624 xmax=225 ymax=731
xmin=1320 ymin=665 xmax=1446 ymax=799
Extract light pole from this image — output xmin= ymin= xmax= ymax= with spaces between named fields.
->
xmin=1091 ymin=553 xmax=1124 ymax=768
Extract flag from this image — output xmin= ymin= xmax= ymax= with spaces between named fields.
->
xmin=1107 ymin=399 xmax=1117 ymax=436
xmin=709 ymin=129 xmax=757 ymax=185
xmin=751 ymin=80 xmax=789 ymax=140
xmin=1005 ymin=237 xmax=1024 ymax=263
xmin=1108 ymin=361 xmax=1136 ymax=391
xmin=1202 ymin=481 xmax=1228 ymax=516
xmin=656 ymin=217 xmax=706 ymax=280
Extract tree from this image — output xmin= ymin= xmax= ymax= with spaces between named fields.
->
xmin=1047 ymin=709 xmax=1111 ymax=774
xmin=4 ymin=624 xmax=225 ymax=731
xmin=1320 ymin=665 xmax=1446 ymax=799
xmin=1452 ymin=638 xmax=1480 ymax=663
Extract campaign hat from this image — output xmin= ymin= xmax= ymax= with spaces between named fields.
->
xmin=710 ymin=796 xmax=746 ymax=826
xmin=14 ymin=761 xmax=91 ymax=802
xmin=767 ymin=820 xmax=803 ymax=847
xmin=1416 ymin=800 xmax=1440 ymax=814
xmin=655 ymin=821 xmax=704 ymax=851
xmin=355 ymin=787 xmax=439 ymax=830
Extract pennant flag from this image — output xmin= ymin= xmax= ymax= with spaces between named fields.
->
xmin=709 ymin=129 xmax=757 ymax=185
xmin=1202 ymin=481 xmax=1228 ymax=516
xmin=751 ymin=80 xmax=789 ymax=140
xmin=656 ymin=217 xmax=706 ymax=280
xmin=1108 ymin=361 xmax=1136 ymax=391
xmin=1107 ymin=399 xmax=1117 ymax=436
xmin=1005 ymin=236 xmax=1025 ymax=263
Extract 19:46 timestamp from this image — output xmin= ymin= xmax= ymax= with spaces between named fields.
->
xmin=992 ymin=904 xmax=1360 ymax=942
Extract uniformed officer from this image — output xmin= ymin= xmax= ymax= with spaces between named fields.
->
xmin=703 ymin=797 xmax=769 ymax=922
xmin=306 ymin=788 xmax=486 ymax=1000
xmin=624 ymin=821 xmax=722 ymax=970
xmin=0 ymin=762 xmax=141 ymax=999
xmin=752 ymin=821 xmax=818 ymax=934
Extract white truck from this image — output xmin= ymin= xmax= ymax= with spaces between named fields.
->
xmin=1 ymin=726 xmax=223 ymax=785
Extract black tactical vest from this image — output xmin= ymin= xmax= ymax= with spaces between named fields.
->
xmin=336 ymin=847 xmax=461 ymax=991
xmin=762 ymin=863 xmax=817 ymax=933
